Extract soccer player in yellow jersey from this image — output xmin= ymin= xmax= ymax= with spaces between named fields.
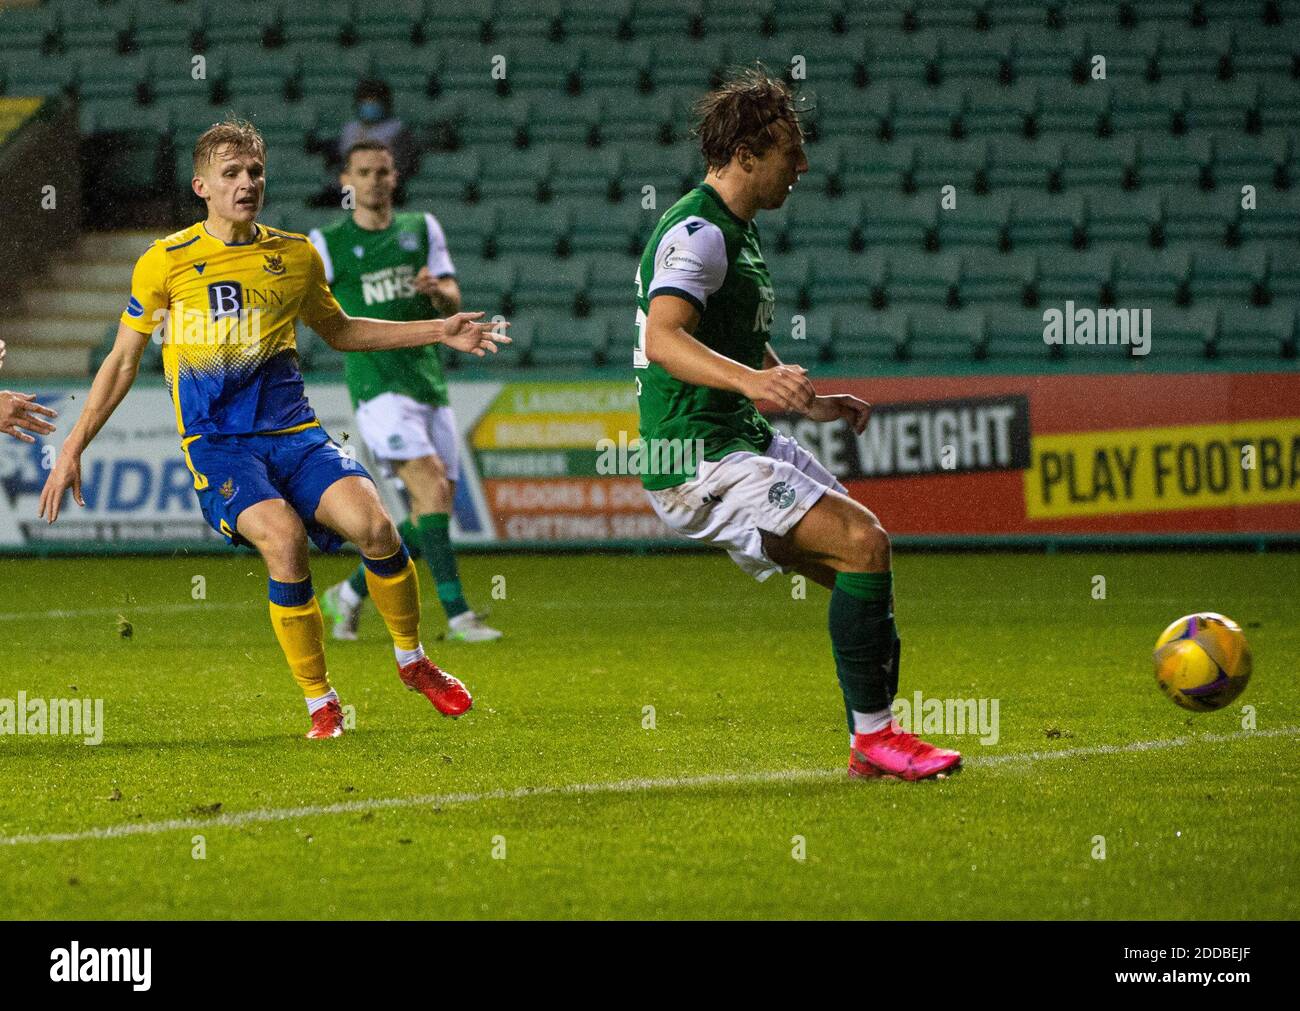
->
xmin=37 ymin=118 xmax=510 ymax=739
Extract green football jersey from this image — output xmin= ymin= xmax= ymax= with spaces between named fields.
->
xmin=308 ymin=211 xmax=454 ymax=408
xmin=634 ymin=184 xmax=776 ymax=490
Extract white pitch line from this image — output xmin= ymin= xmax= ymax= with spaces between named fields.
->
xmin=0 ymin=726 xmax=1293 ymax=848
xmin=0 ymin=601 xmax=257 ymax=622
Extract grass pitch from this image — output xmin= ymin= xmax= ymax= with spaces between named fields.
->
xmin=0 ymin=549 xmax=1296 ymax=919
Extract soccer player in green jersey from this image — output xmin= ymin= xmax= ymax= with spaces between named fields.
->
xmin=636 ymin=69 xmax=961 ymax=780
xmin=310 ymin=141 xmax=502 ymax=644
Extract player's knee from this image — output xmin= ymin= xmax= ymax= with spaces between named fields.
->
xmin=355 ymin=515 xmax=401 ymax=559
xmin=844 ymin=518 xmax=891 ymax=572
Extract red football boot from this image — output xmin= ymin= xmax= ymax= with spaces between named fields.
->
xmin=398 ymin=656 xmax=473 ymax=717
xmin=849 ymin=722 xmax=962 ymax=781
xmin=306 ymin=699 xmax=344 ymax=739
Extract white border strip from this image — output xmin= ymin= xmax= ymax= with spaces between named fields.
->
xmin=0 ymin=727 xmax=1293 ymax=848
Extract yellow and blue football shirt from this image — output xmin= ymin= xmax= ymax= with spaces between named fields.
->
xmin=120 ymin=222 xmax=342 ymax=437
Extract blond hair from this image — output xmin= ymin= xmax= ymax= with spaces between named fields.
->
xmin=192 ymin=117 xmax=266 ymax=176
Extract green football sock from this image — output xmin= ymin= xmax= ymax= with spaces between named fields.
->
xmin=829 ymin=571 xmax=901 ymax=733
xmin=415 ymin=512 xmax=470 ymax=621
xmin=347 ymin=563 xmax=369 ymax=600
xmin=397 ymin=517 xmax=423 ymax=561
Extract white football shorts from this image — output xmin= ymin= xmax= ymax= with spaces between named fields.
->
xmin=645 ymin=430 xmax=847 ymax=581
xmin=353 ymin=392 xmax=461 ymax=482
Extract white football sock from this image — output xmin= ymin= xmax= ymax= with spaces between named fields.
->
xmin=306 ymin=689 xmax=339 ymax=715
xmin=395 ymin=643 xmax=426 ymax=667
xmin=852 ymin=707 xmax=894 ymax=738
xmin=337 ymin=580 xmax=361 ymax=609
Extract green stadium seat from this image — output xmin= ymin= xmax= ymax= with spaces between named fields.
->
xmin=478 ymin=148 xmax=553 ymax=202
xmin=351 ymin=0 xmax=424 ymax=45
xmin=563 ymin=0 xmax=633 ymax=40
xmin=1184 ymin=79 xmax=1261 ymax=133
xmin=572 ymin=41 xmax=649 ymax=93
xmin=1107 ymin=81 xmax=1188 ymax=136
xmin=300 ymin=45 xmax=374 ymax=99
xmin=898 ymin=307 xmax=986 ymax=363
xmin=1259 ymin=79 xmax=1300 ymax=131
xmin=940 ymin=30 xmax=1014 ymax=83
xmin=839 ymin=135 xmax=913 ymax=193
xmin=1083 ymin=189 xmax=1164 ymax=246
xmin=808 ymin=252 xmax=872 ymax=308
xmin=860 ymin=193 xmax=938 ymax=249
xmin=630 ymin=0 xmax=703 ymax=38
xmin=1135 ymin=134 xmax=1213 ymax=189
xmin=201 ymin=2 xmax=268 ymax=48
xmin=964 ymin=80 xmax=1035 ymax=136
xmin=769 ymin=307 xmax=836 ymax=365
xmin=1009 ymin=27 xmax=1086 ymax=81
xmin=1263 ymin=243 xmax=1300 ymax=299
xmin=764 ymin=251 xmax=812 ymax=304
xmin=1210 ymin=132 xmax=1291 ymax=191
xmin=586 ymin=252 xmax=638 ymax=308
xmin=648 ymin=38 xmax=731 ymax=91
xmin=209 ymin=46 xmax=299 ymax=100
xmin=1059 ymin=136 xmax=1134 ymax=189
xmin=832 ymin=307 xmax=907 ymax=366
xmin=550 ymin=147 xmax=623 ymax=200
xmin=1149 ymin=306 xmax=1218 ymax=359
xmin=1114 ymin=248 xmax=1192 ymax=302
xmin=887 ymin=250 xmax=964 ymax=307
xmin=814 ymin=82 xmax=893 ymax=140
xmin=532 ymin=315 xmax=611 ymax=367
xmin=456 ymin=255 xmax=516 ymax=312
xmin=1190 ymin=248 xmax=1269 ymax=302
xmin=1159 ymin=25 xmax=1235 ymax=79
xmin=771 ymin=0 xmax=846 ymax=35
xmin=864 ymin=32 xmax=940 ymax=84
xmin=1082 ymin=25 xmax=1162 ymax=80
xmin=987 ymin=137 xmax=1061 ymax=191
xmin=0 ymin=3 xmax=55 ymax=53
xmin=1033 ymin=80 xmax=1109 ymax=137
xmin=1232 ymin=189 xmax=1300 ymax=244
xmin=890 ymin=81 xmax=969 ymax=138
xmin=599 ymin=92 xmax=674 ymax=145
xmin=1007 ymin=193 xmax=1086 ymax=247
xmin=500 ymin=43 xmax=572 ymax=95
xmin=1211 ymin=304 xmax=1298 ymax=359
xmin=1037 ymin=249 xmax=1116 ymax=304
xmin=528 ymin=96 xmax=602 ymax=145
xmin=768 ymin=33 xmax=863 ymax=86
xmin=1230 ymin=24 xmax=1299 ymax=80
xmin=787 ymin=195 xmax=860 ymax=250
xmin=54 ymin=0 xmax=126 ymax=53
xmin=493 ymin=200 xmax=569 ymax=256
xmin=959 ymin=250 xmax=1038 ymax=305
xmin=566 ymin=200 xmax=649 ymax=256
xmin=439 ymin=204 xmax=498 ymax=259
xmin=1 ymin=47 xmax=76 ymax=94
xmin=934 ymin=189 xmax=1012 ymax=251
xmin=623 ymin=144 xmax=697 ymax=204
xmin=1163 ymin=191 xmax=1240 ymax=246
xmin=982 ymin=307 xmax=1053 ymax=360
xmin=458 ymin=94 xmax=533 ymax=147
xmin=279 ymin=3 xmax=356 ymax=46
xmin=913 ymin=138 xmax=988 ymax=190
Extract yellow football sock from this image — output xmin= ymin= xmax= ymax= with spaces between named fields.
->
xmin=363 ymin=547 xmax=422 ymax=651
xmin=268 ymin=577 xmax=330 ymax=698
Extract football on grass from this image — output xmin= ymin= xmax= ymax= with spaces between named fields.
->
xmin=1153 ymin=612 xmax=1253 ymax=712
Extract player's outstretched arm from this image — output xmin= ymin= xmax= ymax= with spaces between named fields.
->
xmin=38 ymin=322 xmax=148 ymax=523
xmin=645 ymin=294 xmax=816 ymax=413
xmin=764 ymin=337 xmax=870 ymax=432
xmin=311 ymin=309 xmax=510 ymax=357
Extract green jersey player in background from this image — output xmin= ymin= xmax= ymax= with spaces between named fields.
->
xmin=636 ymin=68 xmax=960 ymax=780
xmin=310 ymin=140 xmax=502 ymax=643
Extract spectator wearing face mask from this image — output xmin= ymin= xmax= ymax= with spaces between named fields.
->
xmin=337 ymin=79 xmax=418 ymax=196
